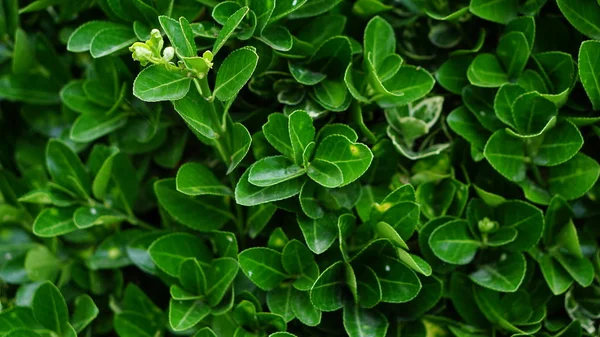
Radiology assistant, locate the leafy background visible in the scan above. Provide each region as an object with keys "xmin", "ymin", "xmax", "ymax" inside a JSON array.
[{"xmin": 0, "ymin": 0, "xmax": 600, "ymax": 336}]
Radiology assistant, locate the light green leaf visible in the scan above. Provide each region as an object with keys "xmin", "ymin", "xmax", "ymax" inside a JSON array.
[
  {"xmin": 70, "ymin": 113, "xmax": 127, "ymax": 142},
  {"xmin": 213, "ymin": 6, "xmax": 249, "ymax": 55},
  {"xmin": 288, "ymin": 0, "xmax": 343, "ymax": 19},
  {"xmin": 496, "ymin": 32, "xmax": 530, "ymax": 79},
  {"xmin": 533, "ymin": 121, "xmax": 583, "ymax": 166},
  {"xmin": 469, "ymin": 252, "xmax": 526, "ymax": 292},
  {"xmin": 548, "ymin": 153, "xmax": 600, "ymax": 200},
  {"xmin": 292, "ymin": 290, "xmax": 321, "ymax": 326},
  {"xmin": 159, "ymin": 16, "xmax": 196, "ymax": 58},
  {"xmin": 511, "ymin": 92, "xmax": 557, "ymax": 136},
  {"xmin": 288, "ymin": 62, "xmax": 326, "ymax": 85},
  {"xmin": 46, "ymin": 138, "xmax": 90, "ymax": 199},
  {"xmin": 288, "ymin": 110, "xmax": 315, "ymax": 166},
  {"xmin": 169, "ymin": 299, "xmax": 211, "ymax": 331},
  {"xmin": 263, "ymin": 113, "xmax": 293, "ymax": 158},
  {"xmin": 148, "ymin": 232, "xmax": 212, "ymax": 277},
  {"xmin": 73, "ymin": 206, "xmax": 127, "ymax": 229},
  {"xmin": 429, "ymin": 219, "xmax": 481, "ymax": 265},
  {"xmin": 483, "ymin": 129, "xmax": 526, "ymax": 182},
  {"xmin": 33, "ymin": 207, "xmax": 77, "ymax": 237},
  {"xmin": 70, "ymin": 295, "xmax": 99, "ymax": 333},
  {"xmin": 238, "ymin": 247, "xmax": 288, "ymax": 290},
  {"xmin": 554, "ymin": 252, "xmax": 595, "ymax": 287},
  {"xmin": 172, "ymin": 87, "xmax": 220, "ymax": 140},
  {"xmin": 343, "ymin": 303, "xmax": 388, "ymax": 337},
  {"xmin": 266, "ymin": 286, "xmax": 295, "ymax": 322},
  {"xmin": 312, "ymin": 135, "xmax": 373, "ymax": 186},
  {"xmin": 310, "ymin": 261, "xmax": 344, "ymax": 311},
  {"xmin": 578, "ymin": 40, "xmax": 600, "ymax": 110},
  {"xmin": 297, "ymin": 213, "xmax": 338, "ymax": 254},
  {"xmin": 214, "ymin": 47, "xmax": 259, "ymax": 101},
  {"xmin": 538, "ymin": 252, "xmax": 573, "ymax": 295},
  {"xmin": 370, "ymin": 256, "xmax": 421, "ymax": 303},
  {"xmin": 470, "ymin": 0, "xmax": 518, "ymax": 24},
  {"xmin": 32, "ymin": 282, "xmax": 69, "ymax": 335},
  {"xmin": 249, "ymin": 156, "xmax": 305, "ymax": 187},
  {"xmin": 235, "ymin": 167, "xmax": 304, "ymax": 206},
  {"xmin": 376, "ymin": 66, "xmax": 435, "ymax": 107},
  {"xmin": 133, "ymin": 65, "xmax": 191, "ymax": 102},
  {"xmin": 155, "ymin": 178, "xmax": 233, "ymax": 231},
  {"xmin": 90, "ymin": 27, "xmax": 137, "ymax": 58},
  {"xmin": 447, "ymin": 106, "xmax": 490, "ymax": 150},
  {"xmin": 467, "ymin": 53, "xmax": 508, "ymax": 88},
  {"xmin": 557, "ymin": 0, "xmax": 600, "ymax": 40},
  {"xmin": 67, "ymin": 21, "xmax": 127, "ymax": 52},
  {"xmin": 259, "ymin": 25, "xmax": 293, "ymax": 51},
  {"xmin": 176, "ymin": 162, "xmax": 232, "ymax": 196}
]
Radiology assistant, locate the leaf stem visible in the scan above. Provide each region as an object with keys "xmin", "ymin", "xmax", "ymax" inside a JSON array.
[{"xmin": 350, "ymin": 102, "xmax": 377, "ymax": 144}]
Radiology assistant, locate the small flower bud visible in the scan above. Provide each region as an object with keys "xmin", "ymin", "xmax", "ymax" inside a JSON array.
[
  {"xmin": 129, "ymin": 42, "xmax": 153, "ymax": 66},
  {"xmin": 162, "ymin": 46, "xmax": 175, "ymax": 62},
  {"xmin": 478, "ymin": 217, "xmax": 498, "ymax": 234}
]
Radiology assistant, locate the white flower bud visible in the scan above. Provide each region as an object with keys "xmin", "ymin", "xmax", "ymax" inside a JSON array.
[{"xmin": 162, "ymin": 46, "xmax": 175, "ymax": 62}]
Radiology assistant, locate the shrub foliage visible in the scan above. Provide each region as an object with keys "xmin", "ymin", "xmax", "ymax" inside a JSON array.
[{"xmin": 1, "ymin": 0, "xmax": 600, "ymax": 336}]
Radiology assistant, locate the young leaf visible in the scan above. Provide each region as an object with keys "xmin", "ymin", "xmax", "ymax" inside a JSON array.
[
  {"xmin": 213, "ymin": 6, "xmax": 249, "ymax": 55},
  {"xmin": 249, "ymin": 156, "xmax": 305, "ymax": 187},
  {"xmin": 235, "ymin": 168, "xmax": 305, "ymax": 206},
  {"xmin": 429, "ymin": 220, "xmax": 481, "ymax": 265},
  {"xmin": 176, "ymin": 162, "xmax": 232, "ymax": 196},
  {"xmin": 169, "ymin": 299, "xmax": 211, "ymax": 331},
  {"xmin": 312, "ymin": 135, "xmax": 373, "ymax": 186},
  {"xmin": 214, "ymin": 47, "xmax": 259, "ymax": 101},
  {"xmin": 133, "ymin": 65, "xmax": 191, "ymax": 102},
  {"xmin": 238, "ymin": 247, "xmax": 287, "ymax": 290},
  {"xmin": 578, "ymin": 40, "xmax": 600, "ymax": 110},
  {"xmin": 148, "ymin": 232, "xmax": 212, "ymax": 277},
  {"xmin": 32, "ymin": 282, "xmax": 69, "ymax": 335}
]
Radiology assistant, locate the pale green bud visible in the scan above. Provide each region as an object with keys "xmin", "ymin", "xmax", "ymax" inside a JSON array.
[
  {"xmin": 162, "ymin": 46, "xmax": 175, "ymax": 62},
  {"xmin": 129, "ymin": 42, "xmax": 153, "ymax": 66}
]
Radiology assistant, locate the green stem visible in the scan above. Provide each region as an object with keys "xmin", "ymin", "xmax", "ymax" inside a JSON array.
[{"xmin": 350, "ymin": 102, "xmax": 377, "ymax": 144}]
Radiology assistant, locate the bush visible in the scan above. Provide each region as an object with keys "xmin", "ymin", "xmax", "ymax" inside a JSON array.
[{"xmin": 1, "ymin": 0, "xmax": 600, "ymax": 336}]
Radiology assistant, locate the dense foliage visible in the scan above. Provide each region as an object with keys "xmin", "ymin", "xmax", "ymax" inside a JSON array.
[{"xmin": 1, "ymin": 0, "xmax": 600, "ymax": 336}]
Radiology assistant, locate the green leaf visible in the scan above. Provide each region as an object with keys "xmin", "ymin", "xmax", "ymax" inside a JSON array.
[
  {"xmin": 297, "ymin": 213, "xmax": 338, "ymax": 254},
  {"xmin": 169, "ymin": 299, "xmax": 211, "ymax": 331},
  {"xmin": 12, "ymin": 29, "xmax": 35, "ymax": 75},
  {"xmin": 249, "ymin": 156, "xmax": 305, "ymax": 187},
  {"xmin": 469, "ymin": 0, "xmax": 518, "ymax": 24},
  {"xmin": 70, "ymin": 295, "xmax": 99, "ymax": 333},
  {"xmin": 288, "ymin": 0, "xmax": 342, "ymax": 19},
  {"xmin": 155, "ymin": 178, "xmax": 233, "ymax": 231},
  {"xmin": 259, "ymin": 25, "xmax": 293, "ymax": 51},
  {"xmin": 238, "ymin": 247, "xmax": 287, "ymax": 290},
  {"xmin": 73, "ymin": 205, "xmax": 127, "ymax": 229},
  {"xmin": 557, "ymin": 0, "xmax": 600, "ymax": 40},
  {"xmin": 364, "ymin": 16, "xmax": 395, "ymax": 70},
  {"xmin": 288, "ymin": 110, "xmax": 315, "ymax": 166},
  {"xmin": 537, "ymin": 253, "xmax": 573, "ymax": 295},
  {"xmin": 288, "ymin": 62, "xmax": 326, "ymax": 85},
  {"xmin": 0, "ymin": 74, "xmax": 60, "ymax": 105},
  {"xmin": 159, "ymin": 16, "xmax": 196, "ymax": 58},
  {"xmin": 67, "ymin": 21, "xmax": 127, "ymax": 52},
  {"xmin": 235, "ymin": 167, "xmax": 305, "ymax": 206},
  {"xmin": 179, "ymin": 258, "xmax": 207, "ymax": 295},
  {"xmin": 511, "ymin": 92, "xmax": 557, "ymax": 136},
  {"xmin": 533, "ymin": 121, "xmax": 583, "ymax": 166},
  {"xmin": 343, "ymin": 303, "xmax": 388, "ymax": 337},
  {"xmin": 70, "ymin": 113, "xmax": 127, "ymax": 143},
  {"xmin": 497, "ymin": 201, "xmax": 544, "ymax": 251},
  {"xmin": 310, "ymin": 261, "xmax": 344, "ymax": 311},
  {"xmin": 133, "ymin": 65, "xmax": 191, "ymax": 102},
  {"xmin": 554, "ymin": 252, "xmax": 595, "ymax": 287},
  {"xmin": 292, "ymin": 290, "xmax": 321, "ymax": 326},
  {"xmin": 172, "ymin": 88, "xmax": 220, "ymax": 140},
  {"xmin": 494, "ymin": 83, "xmax": 525, "ymax": 128},
  {"xmin": 447, "ymin": 106, "xmax": 490, "ymax": 150},
  {"xmin": 24, "ymin": 246, "xmax": 60, "ymax": 281},
  {"xmin": 548, "ymin": 153, "xmax": 600, "ymax": 200},
  {"xmin": 436, "ymin": 55, "xmax": 473, "ymax": 95},
  {"xmin": 266, "ymin": 286, "xmax": 295, "ymax": 322},
  {"xmin": 32, "ymin": 282, "xmax": 69, "ymax": 335},
  {"xmin": 376, "ymin": 66, "xmax": 435, "ymax": 107},
  {"xmin": 312, "ymin": 135, "xmax": 373, "ymax": 186},
  {"xmin": 578, "ymin": 40, "xmax": 600, "ymax": 110},
  {"xmin": 148, "ymin": 232, "xmax": 212, "ymax": 277},
  {"xmin": 281, "ymin": 239, "xmax": 315, "ymax": 275},
  {"xmin": 496, "ymin": 32, "xmax": 530, "ymax": 79},
  {"xmin": 114, "ymin": 311, "xmax": 160, "ymax": 337},
  {"xmin": 370, "ymin": 256, "xmax": 421, "ymax": 303},
  {"xmin": 263, "ymin": 113, "xmax": 293, "ymax": 158},
  {"xmin": 469, "ymin": 252, "xmax": 526, "ymax": 292},
  {"xmin": 213, "ymin": 6, "xmax": 249, "ymax": 55},
  {"xmin": 176, "ymin": 162, "xmax": 232, "ymax": 196},
  {"xmin": 430, "ymin": 219, "xmax": 481, "ymax": 265},
  {"xmin": 467, "ymin": 53, "xmax": 508, "ymax": 88},
  {"xmin": 207, "ymin": 258, "xmax": 239, "ymax": 306},
  {"xmin": 33, "ymin": 207, "xmax": 77, "ymax": 237},
  {"xmin": 484, "ymin": 129, "xmax": 526, "ymax": 182},
  {"xmin": 46, "ymin": 138, "xmax": 90, "ymax": 199},
  {"xmin": 60, "ymin": 80, "xmax": 105, "ymax": 115},
  {"xmin": 307, "ymin": 159, "xmax": 344, "ymax": 188},
  {"xmin": 214, "ymin": 47, "xmax": 259, "ymax": 101},
  {"xmin": 90, "ymin": 27, "xmax": 137, "ymax": 58}
]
